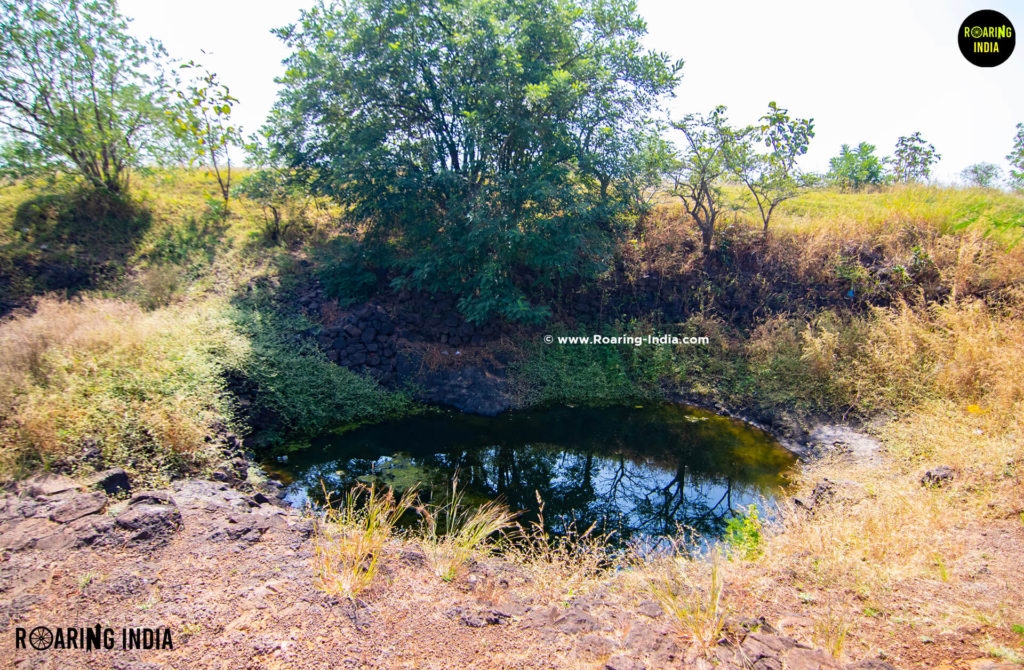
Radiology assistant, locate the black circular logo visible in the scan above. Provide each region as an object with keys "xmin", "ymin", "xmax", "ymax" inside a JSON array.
[
  {"xmin": 959, "ymin": 10, "xmax": 1015, "ymax": 67},
  {"xmin": 29, "ymin": 626, "xmax": 53, "ymax": 650}
]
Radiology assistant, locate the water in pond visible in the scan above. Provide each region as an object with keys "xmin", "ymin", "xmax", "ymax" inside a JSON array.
[{"xmin": 263, "ymin": 403, "xmax": 796, "ymax": 543}]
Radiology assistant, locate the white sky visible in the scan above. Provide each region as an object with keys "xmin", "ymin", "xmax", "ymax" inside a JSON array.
[{"xmin": 119, "ymin": 0, "xmax": 1024, "ymax": 184}]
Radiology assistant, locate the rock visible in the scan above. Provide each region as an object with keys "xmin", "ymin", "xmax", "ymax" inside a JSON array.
[
  {"xmin": 741, "ymin": 632, "xmax": 796, "ymax": 660},
  {"xmin": 67, "ymin": 514, "xmax": 118, "ymax": 547},
  {"xmin": 783, "ymin": 647, "xmax": 843, "ymax": 669},
  {"xmin": 115, "ymin": 501, "xmax": 182, "ymax": 543},
  {"xmin": 445, "ymin": 606, "xmax": 510, "ymax": 628},
  {"xmin": 554, "ymin": 607, "xmax": 603, "ymax": 634},
  {"xmin": 637, "ymin": 600, "xmax": 663, "ymax": 618},
  {"xmin": 87, "ymin": 468, "xmax": 131, "ymax": 495},
  {"xmin": 23, "ymin": 473, "xmax": 80, "ymax": 497},
  {"xmin": 49, "ymin": 491, "xmax": 107, "ymax": 523},
  {"xmin": 0, "ymin": 517, "xmax": 72, "ymax": 552},
  {"xmin": 207, "ymin": 514, "xmax": 274, "ymax": 544},
  {"xmin": 921, "ymin": 466, "xmax": 955, "ymax": 487},
  {"xmin": 845, "ymin": 660, "xmax": 897, "ymax": 669},
  {"xmin": 605, "ymin": 654, "xmax": 645, "ymax": 670},
  {"xmin": 128, "ymin": 490, "xmax": 176, "ymax": 507}
]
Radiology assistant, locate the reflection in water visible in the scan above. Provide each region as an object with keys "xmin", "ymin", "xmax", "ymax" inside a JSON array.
[{"xmin": 264, "ymin": 403, "xmax": 796, "ymax": 542}]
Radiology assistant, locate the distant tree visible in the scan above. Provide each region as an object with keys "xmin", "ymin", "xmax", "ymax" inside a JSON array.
[
  {"xmin": 827, "ymin": 142, "xmax": 886, "ymax": 190},
  {"xmin": 891, "ymin": 132, "xmax": 941, "ymax": 183},
  {"xmin": 961, "ymin": 162, "xmax": 1002, "ymax": 188},
  {"xmin": 669, "ymin": 106, "xmax": 737, "ymax": 254},
  {"xmin": 0, "ymin": 0, "xmax": 173, "ymax": 194},
  {"xmin": 1008, "ymin": 122, "xmax": 1024, "ymax": 190},
  {"xmin": 730, "ymin": 101, "xmax": 815, "ymax": 237},
  {"xmin": 170, "ymin": 58, "xmax": 242, "ymax": 212},
  {"xmin": 264, "ymin": 0, "xmax": 682, "ymax": 324}
]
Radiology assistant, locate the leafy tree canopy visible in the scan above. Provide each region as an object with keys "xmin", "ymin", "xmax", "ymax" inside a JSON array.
[
  {"xmin": 827, "ymin": 142, "xmax": 885, "ymax": 191},
  {"xmin": 891, "ymin": 132, "xmax": 940, "ymax": 183},
  {"xmin": 1008, "ymin": 122, "xmax": 1024, "ymax": 190},
  {"xmin": 961, "ymin": 162, "xmax": 1002, "ymax": 189},
  {"xmin": 264, "ymin": 0, "xmax": 682, "ymax": 323},
  {"xmin": 0, "ymin": 0, "xmax": 174, "ymax": 194}
]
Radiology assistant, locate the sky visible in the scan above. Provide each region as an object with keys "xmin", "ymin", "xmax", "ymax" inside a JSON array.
[{"xmin": 119, "ymin": 0, "xmax": 1024, "ymax": 184}]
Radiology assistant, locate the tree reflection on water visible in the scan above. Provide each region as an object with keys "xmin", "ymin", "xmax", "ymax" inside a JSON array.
[{"xmin": 267, "ymin": 403, "xmax": 796, "ymax": 543}]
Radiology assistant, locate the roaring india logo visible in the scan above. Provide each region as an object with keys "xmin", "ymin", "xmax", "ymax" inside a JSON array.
[{"xmin": 958, "ymin": 10, "xmax": 1016, "ymax": 67}]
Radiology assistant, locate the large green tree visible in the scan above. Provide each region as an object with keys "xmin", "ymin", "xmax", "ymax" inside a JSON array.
[
  {"xmin": 0, "ymin": 0, "xmax": 173, "ymax": 194},
  {"xmin": 265, "ymin": 0, "xmax": 682, "ymax": 323}
]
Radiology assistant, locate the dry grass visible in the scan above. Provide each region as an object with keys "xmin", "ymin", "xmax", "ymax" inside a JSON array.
[
  {"xmin": 312, "ymin": 482, "xmax": 418, "ymax": 596},
  {"xmin": 641, "ymin": 545, "xmax": 727, "ymax": 657},
  {"xmin": 0, "ymin": 296, "xmax": 247, "ymax": 482},
  {"xmin": 418, "ymin": 480, "xmax": 518, "ymax": 582}
]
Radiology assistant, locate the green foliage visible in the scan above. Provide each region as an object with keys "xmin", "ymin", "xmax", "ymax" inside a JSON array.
[
  {"xmin": 891, "ymin": 132, "xmax": 940, "ymax": 184},
  {"xmin": 731, "ymin": 101, "xmax": 815, "ymax": 235},
  {"xmin": 0, "ymin": 0, "xmax": 174, "ymax": 194},
  {"xmin": 961, "ymin": 162, "xmax": 1002, "ymax": 189},
  {"xmin": 316, "ymin": 239, "xmax": 381, "ymax": 307},
  {"xmin": 225, "ymin": 308, "xmax": 413, "ymax": 440},
  {"xmin": 1008, "ymin": 122, "xmax": 1024, "ymax": 190},
  {"xmin": 827, "ymin": 142, "xmax": 886, "ymax": 190},
  {"xmin": 170, "ymin": 59, "xmax": 242, "ymax": 208},
  {"xmin": 723, "ymin": 505, "xmax": 763, "ymax": 559},
  {"xmin": 264, "ymin": 0, "xmax": 681, "ymax": 323},
  {"xmin": 234, "ymin": 168, "xmax": 303, "ymax": 245},
  {"xmin": 670, "ymin": 106, "xmax": 738, "ymax": 253}
]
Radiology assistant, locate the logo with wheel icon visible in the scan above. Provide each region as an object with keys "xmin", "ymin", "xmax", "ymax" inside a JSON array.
[{"xmin": 29, "ymin": 626, "xmax": 53, "ymax": 650}]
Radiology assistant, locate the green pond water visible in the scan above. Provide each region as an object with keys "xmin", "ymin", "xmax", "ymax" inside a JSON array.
[{"xmin": 264, "ymin": 402, "xmax": 797, "ymax": 543}]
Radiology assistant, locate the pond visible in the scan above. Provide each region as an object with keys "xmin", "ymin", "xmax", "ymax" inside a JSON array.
[{"xmin": 262, "ymin": 402, "xmax": 797, "ymax": 544}]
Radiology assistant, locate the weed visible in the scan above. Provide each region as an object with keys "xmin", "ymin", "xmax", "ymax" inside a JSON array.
[
  {"xmin": 312, "ymin": 482, "xmax": 416, "ymax": 596},
  {"xmin": 723, "ymin": 505, "xmax": 763, "ymax": 560},
  {"xmin": 813, "ymin": 606, "xmax": 852, "ymax": 661},
  {"xmin": 644, "ymin": 545, "xmax": 727, "ymax": 657},
  {"xmin": 417, "ymin": 479, "xmax": 517, "ymax": 582}
]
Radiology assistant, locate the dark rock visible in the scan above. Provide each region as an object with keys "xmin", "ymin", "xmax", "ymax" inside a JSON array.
[
  {"xmin": 605, "ymin": 655, "xmax": 646, "ymax": 670},
  {"xmin": 49, "ymin": 491, "xmax": 107, "ymax": 523},
  {"xmin": 445, "ymin": 606, "xmax": 510, "ymax": 628},
  {"xmin": 67, "ymin": 514, "xmax": 118, "ymax": 547},
  {"xmin": 128, "ymin": 490, "xmax": 176, "ymax": 507},
  {"xmin": 361, "ymin": 327, "xmax": 377, "ymax": 343},
  {"xmin": 921, "ymin": 466, "xmax": 955, "ymax": 487},
  {"xmin": 554, "ymin": 607, "xmax": 603, "ymax": 634},
  {"xmin": 115, "ymin": 502, "xmax": 182, "ymax": 543},
  {"xmin": 86, "ymin": 468, "xmax": 131, "ymax": 495},
  {"xmin": 845, "ymin": 661, "xmax": 897, "ymax": 669}
]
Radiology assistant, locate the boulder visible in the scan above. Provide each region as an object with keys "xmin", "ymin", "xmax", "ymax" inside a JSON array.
[
  {"xmin": 86, "ymin": 468, "xmax": 131, "ymax": 496},
  {"xmin": 115, "ymin": 492, "xmax": 182, "ymax": 543},
  {"xmin": 920, "ymin": 466, "xmax": 955, "ymax": 487},
  {"xmin": 49, "ymin": 491, "xmax": 107, "ymax": 523},
  {"xmin": 23, "ymin": 474, "xmax": 80, "ymax": 497}
]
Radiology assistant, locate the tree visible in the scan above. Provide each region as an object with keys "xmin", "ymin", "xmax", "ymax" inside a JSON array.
[
  {"xmin": 730, "ymin": 101, "xmax": 815, "ymax": 237},
  {"xmin": 1008, "ymin": 122, "xmax": 1024, "ymax": 190},
  {"xmin": 669, "ymin": 106, "xmax": 737, "ymax": 255},
  {"xmin": 0, "ymin": 0, "xmax": 173, "ymax": 194},
  {"xmin": 264, "ymin": 0, "xmax": 682, "ymax": 324},
  {"xmin": 827, "ymin": 142, "xmax": 885, "ymax": 190},
  {"xmin": 891, "ymin": 132, "xmax": 940, "ymax": 183},
  {"xmin": 170, "ymin": 58, "xmax": 242, "ymax": 211},
  {"xmin": 961, "ymin": 162, "xmax": 1002, "ymax": 188}
]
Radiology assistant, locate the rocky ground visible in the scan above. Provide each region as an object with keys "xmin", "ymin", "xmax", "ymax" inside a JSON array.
[{"xmin": 3, "ymin": 465, "xmax": 975, "ymax": 670}]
